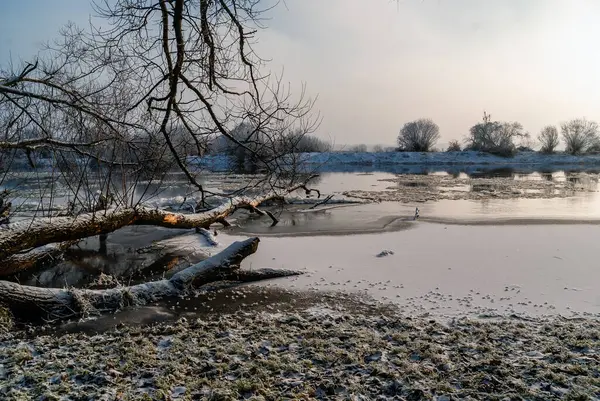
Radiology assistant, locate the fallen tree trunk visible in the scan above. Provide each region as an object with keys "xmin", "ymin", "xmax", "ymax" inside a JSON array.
[
  {"xmin": 230, "ymin": 268, "xmax": 303, "ymax": 282},
  {"xmin": 0, "ymin": 177, "xmax": 317, "ymax": 264},
  {"xmin": 0, "ymin": 237, "xmax": 303, "ymax": 322},
  {"xmin": 210, "ymin": 268, "xmax": 303, "ymax": 289}
]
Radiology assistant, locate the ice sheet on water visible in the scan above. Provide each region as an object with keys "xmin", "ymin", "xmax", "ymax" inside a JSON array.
[
  {"xmin": 145, "ymin": 196, "xmax": 189, "ymax": 209},
  {"xmin": 154, "ymin": 232, "xmax": 222, "ymax": 253},
  {"xmin": 284, "ymin": 196, "xmax": 365, "ymax": 205}
]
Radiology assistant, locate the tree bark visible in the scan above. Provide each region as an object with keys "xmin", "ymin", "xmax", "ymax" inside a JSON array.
[{"xmin": 0, "ymin": 238, "xmax": 304, "ymax": 322}]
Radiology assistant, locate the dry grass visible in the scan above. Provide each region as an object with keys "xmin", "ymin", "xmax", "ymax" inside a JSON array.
[{"xmin": 0, "ymin": 292, "xmax": 598, "ymax": 400}]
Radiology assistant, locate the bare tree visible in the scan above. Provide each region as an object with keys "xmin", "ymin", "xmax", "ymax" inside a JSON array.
[
  {"xmin": 346, "ymin": 144, "xmax": 368, "ymax": 153},
  {"xmin": 465, "ymin": 112, "xmax": 528, "ymax": 157},
  {"xmin": 446, "ymin": 140, "xmax": 461, "ymax": 152},
  {"xmin": 538, "ymin": 126, "xmax": 560, "ymax": 154},
  {"xmin": 281, "ymin": 131, "xmax": 332, "ymax": 153},
  {"xmin": 208, "ymin": 123, "xmax": 330, "ymax": 173},
  {"xmin": 397, "ymin": 118, "xmax": 440, "ymax": 152},
  {"xmin": 1, "ymin": 0, "xmax": 320, "ymax": 194},
  {"xmin": 561, "ymin": 118, "xmax": 599, "ymax": 155},
  {"xmin": 0, "ymin": 0, "xmax": 322, "ymax": 322}
]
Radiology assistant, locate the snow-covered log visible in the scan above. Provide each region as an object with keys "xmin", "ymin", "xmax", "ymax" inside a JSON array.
[
  {"xmin": 196, "ymin": 227, "xmax": 219, "ymax": 246},
  {"xmin": 0, "ymin": 237, "xmax": 301, "ymax": 322},
  {"xmin": 0, "ymin": 178, "xmax": 317, "ymax": 264}
]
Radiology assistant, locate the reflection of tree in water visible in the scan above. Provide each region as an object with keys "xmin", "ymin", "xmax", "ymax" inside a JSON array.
[
  {"xmin": 470, "ymin": 183, "xmax": 497, "ymax": 193},
  {"xmin": 447, "ymin": 170, "xmax": 462, "ymax": 179},
  {"xmin": 468, "ymin": 168, "xmax": 515, "ymax": 179},
  {"xmin": 562, "ymin": 172, "xmax": 599, "ymax": 192},
  {"xmin": 9, "ymin": 235, "xmax": 207, "ymax": 289},
  {"xmin": 276, "ymin": 209, "xmax": 332, "ymax": 227},
  {"xmin": 398, "ymin": 181, "xmax": 431, "ymax": 189},
  {"xmin": 236, "ymin": 206, "xmax": 335, "ymax": 232}
]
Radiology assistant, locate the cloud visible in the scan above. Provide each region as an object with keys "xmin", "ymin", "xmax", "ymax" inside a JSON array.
[
  {"xmin": 3, "ymin": 0, "xmax": 600, "ymax": 146},
  {"xmin": 251, "ymin": 0, "xmax": 600, "ymax": 146}
]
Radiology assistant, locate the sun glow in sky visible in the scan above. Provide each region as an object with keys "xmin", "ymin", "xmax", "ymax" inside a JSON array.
[{"xmin": 2, "ymin": 0, "xmax": 600, "ymax": 147}]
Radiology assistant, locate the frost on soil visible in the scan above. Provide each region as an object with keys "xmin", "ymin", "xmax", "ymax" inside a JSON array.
[{"xmin": 0, "ymin": 290, "xmax": 598, "ymax": 400}]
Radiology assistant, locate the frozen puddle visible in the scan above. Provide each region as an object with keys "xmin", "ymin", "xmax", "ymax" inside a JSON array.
[{"xmin": 225, "ymin": 223, "xmax": 600, "ymax": 319}]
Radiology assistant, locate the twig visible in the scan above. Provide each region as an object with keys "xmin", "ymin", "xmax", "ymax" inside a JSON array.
[
  {"xmin": 299, "ymin": 184, "xmax": 321, "ymax": 198},
  {"xmin": 264, "ymin": 210, "xmax": 279, "ymax": 227},
  {"xmin": 309, "ymin": 194, "xmax": 334, "ymax": 210}
]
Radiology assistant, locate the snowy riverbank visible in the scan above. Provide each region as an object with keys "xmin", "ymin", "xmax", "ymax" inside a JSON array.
[{"xmin": 188, "ymin": 151, "xmax": 600, "ymax": 174}]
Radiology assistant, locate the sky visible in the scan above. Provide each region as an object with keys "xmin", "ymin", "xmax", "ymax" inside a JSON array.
[{"xmin": 2, "ymin": 0, "xmax": 600, "ymax": 148}]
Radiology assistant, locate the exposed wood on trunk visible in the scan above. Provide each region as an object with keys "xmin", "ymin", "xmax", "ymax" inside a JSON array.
[
  {"xmin": 0, "ymin": 238, "xmax": 261, "ymax": 320},
  {"xmin": 0, "ymin": 177, "xmax": 317, "ymax": 263}
]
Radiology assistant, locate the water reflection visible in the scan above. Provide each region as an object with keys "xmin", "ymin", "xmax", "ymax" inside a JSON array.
[
  {"xmin": 468, "ymin": 167, "xmax": 515, "ymax": 179},
  {"xmin": 10, "ymin": 226, "xmax": 207, "ymax": 289},
  {"xmin": 233, "ymin": 204, "xmax": 415, "ymax": 237},
  {"xmin": 234, "ymin": 195, "xmax": 600, "ymax": 239}
]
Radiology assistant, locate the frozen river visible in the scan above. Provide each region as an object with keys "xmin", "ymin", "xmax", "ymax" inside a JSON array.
[{"xmin": 7, "ymin": 167, "xmax": 600, "ymax": 321}]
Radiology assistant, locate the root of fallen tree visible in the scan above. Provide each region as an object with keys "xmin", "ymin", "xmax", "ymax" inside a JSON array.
[
  {"xmin": 0, "ymin": 237, "xmax": 303, "ymax": 323},
  {"xmin": 0, "ymin": 177, "xmax": 319, "ymax": 274}
]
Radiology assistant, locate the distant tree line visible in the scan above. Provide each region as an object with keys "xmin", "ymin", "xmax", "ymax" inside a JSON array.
[
  {"xmin": 395, "ymin": 113, "xmax": 600, "ymax": 157},
  {"xmin": 204, "ymin": 122, "xmax": 332, "ymax": 172}
]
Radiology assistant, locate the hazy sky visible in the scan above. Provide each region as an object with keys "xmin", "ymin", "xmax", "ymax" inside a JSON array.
[{"xmin": 2, "ymin": 0, "xmax": 600, "ymax": 147}]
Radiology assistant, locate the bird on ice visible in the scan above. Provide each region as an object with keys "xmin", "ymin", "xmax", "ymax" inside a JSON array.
[{"xmin": 414, "ymin": 207, "xmax": 420, "ymax": 220}]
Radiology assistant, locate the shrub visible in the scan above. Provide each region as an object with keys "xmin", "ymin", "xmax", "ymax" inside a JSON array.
[
  {"xmin": 587, "ymin": 142, "xmax": 600, "ymax": 154},
  {"xmin": 561, "ymin": 118, "xmax": 599, "ymax": 155},
  {"xmin": 346, "ymin": 144, "xmax": 368, "ymax": 152},
  {"xmin": 207, "ymin": 124, "xmax": 332, "ymax": 172},
  {"xmin": 208, "ymin": 123, "xmax": 286, "ymax": 172},
  {"xmin": 397, "ymin": 118, "xmax": 440, "ymax": 152},
  {"xmin": 280, "ymin": 131, "xmax": 332, "ymax": 153},
  {"xmin": 446, "ymin": 140, "xmax": 461, "ymax": 152},
  {"xmin": 517, "ymin": 145, "xmax": 534, "ymax": 152},
  {"xmin": 465, "ymin": 112, "xmax": 527, "ymax": 157},
  {"xmin": 538, "ymin": 126, "xmax": 559, "ymax": 154}
]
